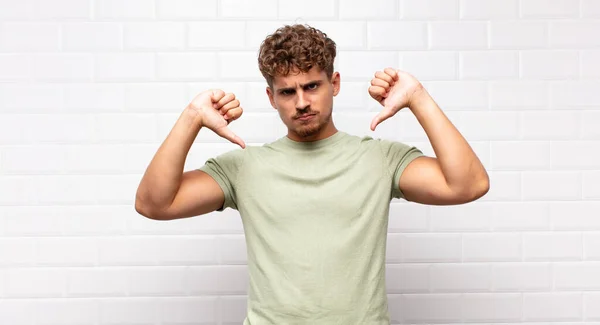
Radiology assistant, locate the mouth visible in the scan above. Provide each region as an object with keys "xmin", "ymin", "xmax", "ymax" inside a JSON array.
[{"xmin": 296, "ymin": 114, "xmax": 316, "ymax": 121}]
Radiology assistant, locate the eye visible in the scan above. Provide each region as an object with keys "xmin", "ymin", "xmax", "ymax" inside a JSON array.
[
  {"xmin": 281, "ymin": 90, "xmax": 294, "ymax": 96},
  {"xmin": 307, "ymin": 83, "xmax": 318, "ymax": 90}
]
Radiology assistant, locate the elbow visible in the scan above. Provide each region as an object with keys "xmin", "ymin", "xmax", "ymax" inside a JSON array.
[
  {"xmin": 470, "ymin": 174, "xmax": 490, "ymax": 201},
  {"xmin": 135, "ymin": 196, "xmax": 168, "ymax": 221}
]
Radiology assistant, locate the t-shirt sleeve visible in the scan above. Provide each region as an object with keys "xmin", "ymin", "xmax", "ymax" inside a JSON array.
[
  {"xmin": 196, "ymin": 148, "xmax": 245, "ymax": 211},
  {"xmin": 377, "ymin": 139, "xmax": 425, "ymax": 200}
]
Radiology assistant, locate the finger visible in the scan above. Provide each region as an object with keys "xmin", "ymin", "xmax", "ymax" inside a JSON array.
[
  {"xmin": 370, "ymin": 109, "xmax": 395, "ymax": 131},
  {"xmin": 209, "ymin": 89, "xmax": 226, "ymax": 104},
  {"xmin": 383, "ymin": 67, "xmax": 399, "ymax": 82},
  {"xmin": 215, "ymin": 126, "xmax": 246, "ymax": 149},
  {"xmin": 370, "ymin": 78, "xmax": 390, "ymax": 90},
  {"xmin": 213, "ymin": 93, "xmax": 235, "ymax": 109},
  {"xmin": 375, "ymin": 71, "xmax": 394, "ymax": 85},
  {"xmin": 368, "ymin": 85, "xmax": 387, "ymax": 100},
  {"xmin": 219, "ymin": 99, "xmax": 240, "ymax": 114},
  {"xmin": 224, "ymin": 106, "xmax": 243, "ymax": 122}
]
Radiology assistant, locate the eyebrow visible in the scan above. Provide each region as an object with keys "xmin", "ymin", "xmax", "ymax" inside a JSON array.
[{"xmin": 277, "ymin": 80, "xmax": 323, "ymax": 93}]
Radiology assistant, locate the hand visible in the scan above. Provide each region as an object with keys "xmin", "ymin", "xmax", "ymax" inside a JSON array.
[
  {"xmin": 188, "ymin": 89, "xmax": 246, "ymax": 149},
  {"xmin": 368, "ymin": 68, "xmax": 424, "ymax": 131}
]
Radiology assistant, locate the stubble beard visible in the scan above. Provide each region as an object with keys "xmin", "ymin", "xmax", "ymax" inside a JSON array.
[{"xmin": 294, "ymin": 112, "xmax": 330, "ymax": 138}]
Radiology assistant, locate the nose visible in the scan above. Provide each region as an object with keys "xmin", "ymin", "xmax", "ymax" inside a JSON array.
[{"xmin": 295, "ymin": 91, "xmax": 310, "ymax": 111}]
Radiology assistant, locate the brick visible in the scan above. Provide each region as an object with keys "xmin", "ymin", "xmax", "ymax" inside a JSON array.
[
  {"xmin": 425, "ymin": 81, "xmax": 488, "ymax": 110},
  {"xmin": 492, "ymin": 262, "xmax": 551, "ymax": 291},
  {"xmin": 460, "ymin": 0, "xmax": 518, "ymax": 19},
  {"xmin": 0, "ymin": 238, "xmax": 36, "ymax": 266},
  {"xmin": 490, "ymin": 81, "xmax": 549, "ymax": 110},
  {"xmin": 36, "ymin": 299, "xmax": 97, "ymax": 325},
  {"xmin": 582, "ymin": 0, "xmax": 600, "ymax": 17},
  {"xmin": 400, "ymin": 234, "xmax": 462, "ymax": 262},
  {"xmin": 548, "ymin": 201, "xmax": 600, "ymax": 231},
  {"xmin": 459, "ymin": 112, "xmax": 520, "ymax": 140},
  {"xmin": 522, "ymin": 171, "xmax": 581, "ymax": 201},
  {"xmin": 0, "ymin": 23, "xmax": 59, "ymax": 52},
  {"xmin": 278, "ymin": 0, "xmax": 335, "ymax": 19},
  {"xmin": 125, "ymin": 83, "xmax": 188, "ymax": 112},
  {"xmin": 402, "ymin": 0, "xmax": 459, "ymax": 19},
  {"xmin": 551, "ymin": 81, "xmax": 600, "ymax": 107},
  {"xmin": 368, "ymin": 22, "xmax": 427, "ymax": 50},
  {"xmin": 0, "ymin": 54, "xmax": 31, "ymax": 81},
  {"xmin": 95, "ymin": 0, "xmax": 155, "ymax": 19},
  {"xmin": 64, "ymin": 83, "xmax": 125, "ymax": 112},
  {"xmin": 339, "ymin": 0, "xmax": 398, "ymax": 18},
  {"xmin": 521, "ymin": 110, "xmax": 579, "ymax": 140},
  {"xmin": 94, "ymin": 113, "xmax": 157, "ymax": 143},
  {"xmin": 388, "ymin": 202, "xmax": 430, "ymax": 233},
  {"xmin": 585, "ymin": 233, "xmax": 600, "ymax": 260},
  {"xmin": 4, "ymin": 268, "xmax": 66, "ymax": 298},
  {"xmin": 219, "ymin": 52, "xmax": 265, "ymax": 80},
  {"xmin": 95, "ymin": 53, "xmax": 155, "ymax": 81},
  {"xmin": 0, "ymin": 0, "xmax": 32, "ymax": 20},
  {"xmin": 1, "ymin": 206, "xmax": 63, "ymax": 236},
  {"xmin": 520, "ymin": 50, "xmax": 579, "ymax": 80},
  {"xmin": 159, "ymin": 297, "xmax": 219, "ymax": 323},
  {"xmin": 523, "ymin": 232, "xmax": 583, "ymax": 261},
  {"xmin": 0, "ymin": 300, "xmax": 35, "ymax": 325},
  {"xmin": 550, "ymin": 21, "xmax": 600, "ymax": 48},
  {"xmin": 582, "ymin": 50, "xmax": 600, "ymax": 78},
  {"xmin": 430, "ymin": 203, "xmax": 491, "ymax": 232},
  {"xmin": 398, "ymin": 294, "xmax": 462, "ymax": 323},
  {"xmin": 156, "ymin": 0, "xmax": 217, "ymax": 19},
  {"xmin": 490, "ymin": 21, "xmax": 547, "ymax": 49},
  {"xmin": 99, "ymin": 298, "xmax": 160, "ymax": 324},
  {"xmin": 583, "ymin": 171, "xmax": 600, "ymax": 198},
  {"xmin": 521, "ymin": 0, "xmax": 579, "ymax": 18},
  {"xmin": 33, "ymin": 54, "xmax": 93, "ymax": 81},
  {"xmin": 491, "ymin": 202, "xmax": 550, "ymax": 231},
  {"xmin": 554, "ymin": 262, "xmax": 600, "ymax": 290},
  {"xmin": 429, "ymin": 22, "xmax": 487, "ymax": 50},
  {"xmin": 401, "ymin": 51, "xmax": 457, "ymax": 81},
  {"xmin": 523, "ymin": 293, "xmax": 582, "ymax": 321},
  {"xmin": 386, "ymin": 264, "xmax": 429, "ymax": 293},
  {"xmin": 128, "ymin": 267, "xmax": 187, "ymax": 295},
  {"xmin": 463, "ymin": 233, "xmax": 522, "ymax": 262},
  {"xmin": 220, "ymin": 0, "xmax": 277, "ymax": 18},
  {"xmin": 188, "ymin": 22, "xmax": 246, "ymax": 49},
  {"xmin": 36, "ymin": 238, "xmax": 98, "ymax": 266},
  {"xmin": 124, "ymin": 22, "xmax": 185, "ymax": 50},
  {"xmin": 491, "ymin": 141, "xmax": 551, "ymax": 170},
  {"xmin": 0, "ymin": 83, "xmax": 63, "ymax": 111},
  {"xmin": 461, "ymin": 293, "xmax": 522, "ymax": 322},
  {"xmin": 430, "ymin": 264, "xmax": 491, "ymax": 292},
  {"xmin": 218, "ymin": 235, "xmax": 246, "ymax": 264},
  {"xmin": 551, "ymin": 141, "xmax": 600, "ymax": 169},
  {"xmin": 32, "ymin": 0, "xmax": 90, "ymax": 19},
  {"xmin": 336, "ymin": 51, "xmax": 399, "ymax": 79},
  {"xmin": 459, "ymin": 51, "xmax": 519, "ymax": 80},
  {"xmin": 157, "ymin": 53, "xmax": 217, "ymax": 81}
]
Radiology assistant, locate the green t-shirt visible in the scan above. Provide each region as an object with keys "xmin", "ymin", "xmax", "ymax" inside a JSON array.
[{"xmin": 198, "ymin": 130, "xmax": 423, "ymax": 325}]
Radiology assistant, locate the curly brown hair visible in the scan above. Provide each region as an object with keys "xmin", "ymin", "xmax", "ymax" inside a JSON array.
[{"xmin": 258, "ymin": 24, "xmax": 337, "ymax": 89}]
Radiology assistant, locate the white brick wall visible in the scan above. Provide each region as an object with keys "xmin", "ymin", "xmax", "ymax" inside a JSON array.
[{"xmin": 0, "ymin": 0, "xmax": 599, "ymax": 324}]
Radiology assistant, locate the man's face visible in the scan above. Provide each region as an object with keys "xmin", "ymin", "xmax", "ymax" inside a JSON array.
[{"xmin": 266, "ymin": 66, "xmax": 340, "ymax": 141}]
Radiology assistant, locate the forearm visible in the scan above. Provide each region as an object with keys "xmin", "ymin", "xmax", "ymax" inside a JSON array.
[
  {"xmin": 409, "ymin": 88, "xmax": 488, "ymax": 193},
  {"xmin": 136, "ymin": 107, "xmax": 204, "ymax": 210}
]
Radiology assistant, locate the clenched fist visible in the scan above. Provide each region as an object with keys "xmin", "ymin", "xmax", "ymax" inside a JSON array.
[{"xmin": 188, "ymin": 89, "xmax": 245, "ymax": 149}]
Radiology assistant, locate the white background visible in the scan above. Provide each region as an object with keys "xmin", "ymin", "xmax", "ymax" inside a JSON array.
[{"xmin": 1, "ymin": 0, "xmax": 600, "ymax": 324}]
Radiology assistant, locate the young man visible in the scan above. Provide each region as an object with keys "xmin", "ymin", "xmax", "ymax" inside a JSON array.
[{"xmin": 135, "ymin": 24, "xmax": 489, "ymax": 324}]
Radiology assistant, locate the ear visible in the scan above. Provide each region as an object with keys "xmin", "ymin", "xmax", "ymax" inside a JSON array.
[
  {"xmin": 266, "ymin": 86, "xmax": 277, "ymax": 110},
  {"xmin": 331, "ymin": 72, "xmax": 341, "ymax": 97}
]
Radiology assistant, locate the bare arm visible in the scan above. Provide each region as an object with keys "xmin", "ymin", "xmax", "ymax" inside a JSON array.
[
  {"xmin": 135, "ymin": 89, "xmax": 245, "ymax": 220},
  {"xmin": 135, "ymin": 108, "xmax": 219, "ymax": 220}
]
